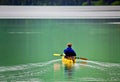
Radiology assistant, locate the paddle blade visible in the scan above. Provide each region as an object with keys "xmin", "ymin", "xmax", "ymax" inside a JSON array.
[
  {"xmin": 80, "ymin": 57, "xmax": 88, "ymax": 60},
  {"xmin": 53, "ymin": 54, "xmax": 61, "ymax": 56}
]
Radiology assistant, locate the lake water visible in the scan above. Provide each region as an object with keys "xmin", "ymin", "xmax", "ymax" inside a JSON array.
[{"xmin": 0, "ymin": 19, "xmax": 120, "ymax": 82}]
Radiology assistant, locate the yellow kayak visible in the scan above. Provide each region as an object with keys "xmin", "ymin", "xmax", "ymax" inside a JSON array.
[
  {"xmin": 53, "ymin": 54, "xmax": 87, "ymax": 68},
  {"xmin": 62, "ymin": 56, "xmax": 76, "ymax": 67}
]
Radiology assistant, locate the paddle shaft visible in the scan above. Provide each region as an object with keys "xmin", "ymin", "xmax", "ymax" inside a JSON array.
[{"xmin": 53, "ymin": 54, "xmax": 87, "ymax": 60}]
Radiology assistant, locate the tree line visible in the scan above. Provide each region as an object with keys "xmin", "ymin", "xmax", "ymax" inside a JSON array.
[{"xmin": 0, "ymin": 0, "xmax": 119, "ymax": 5}]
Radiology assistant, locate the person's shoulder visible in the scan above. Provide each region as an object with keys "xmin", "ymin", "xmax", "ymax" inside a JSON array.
[{"xmin": 71, "ymin": 48, "xmax": 75, "ymax": 51}]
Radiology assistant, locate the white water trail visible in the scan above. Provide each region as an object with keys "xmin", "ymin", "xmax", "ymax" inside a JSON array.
[
  {"xmin": 76, "ymin": 59, "xmax": 120, "ymax": 71},
  {"xmin": 0, "ymin": 59, "xmax": 61, "ymax": 72},
  {"xmin": 0, "ymin": 59, "xmax": 120, "ymax": 81},
  {"xmin": 0, "ymin": 59, "xmax": 61, "ymax": 81}
]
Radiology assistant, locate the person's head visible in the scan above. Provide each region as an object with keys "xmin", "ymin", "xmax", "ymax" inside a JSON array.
[{"xmin": 67, "ymin": 43, "xmax": 72, "ymax": 47}]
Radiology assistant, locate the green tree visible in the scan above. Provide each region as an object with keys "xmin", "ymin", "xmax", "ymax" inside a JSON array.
[
  {"xmin": 82, "ymin": 0, "xmax": 92, "ymax": 5},
  {"xmin": 111, "ymin": 1, "xmax": 120, "ymax": 5},
  {"xmin": 94, "ymin": 0, "xmax": 105, "ymax": 5},
  {"xmin": 82, "ymin": 2, "xmax": 88, "ymax": 5}
]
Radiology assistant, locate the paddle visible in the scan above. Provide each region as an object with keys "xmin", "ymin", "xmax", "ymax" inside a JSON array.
[{"xmin": 53, "ymin": 54, "xmax": 88, "ymax": 60}]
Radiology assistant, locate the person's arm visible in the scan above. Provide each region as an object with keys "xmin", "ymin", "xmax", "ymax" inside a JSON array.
[{"xmin": 72, "ymin": 50, "xmax": 76, "ymax": 56}]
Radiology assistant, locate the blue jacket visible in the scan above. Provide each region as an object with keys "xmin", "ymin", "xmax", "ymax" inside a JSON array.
[{"xmin": 64, "ymin": 47, "xmax": 76, "ymax": 56}]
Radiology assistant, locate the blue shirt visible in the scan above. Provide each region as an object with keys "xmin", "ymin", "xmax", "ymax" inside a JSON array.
[{"xmin": 64, "ymin": 47, "xmax": 76, "ymax": 56}]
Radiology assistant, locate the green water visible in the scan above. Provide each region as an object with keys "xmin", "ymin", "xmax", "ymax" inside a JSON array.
[{"xmin": 0, "ymin": 19, "xmax": 120, "ymax": 82}]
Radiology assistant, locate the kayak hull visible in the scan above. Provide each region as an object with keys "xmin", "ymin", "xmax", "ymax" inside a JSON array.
[{"xmin": 62, "ymin": 56, "xmax": 76, "ymax": 66}]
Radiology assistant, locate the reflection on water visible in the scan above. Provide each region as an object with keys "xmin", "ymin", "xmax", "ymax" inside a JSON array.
[
  {"xmin": 0, "ymin": 59, "xmax": 120, "ymax": 82},
  {"xmin": 64, "ymin": 64, "xmax": 74, "ymax": 79},
  {"xmin": 53, "ymin": 63, "xmax": 60, "ymax": 71},
  {"xmin": 64, "ymin": 61, "xmax": 88, "ymax": 80}
]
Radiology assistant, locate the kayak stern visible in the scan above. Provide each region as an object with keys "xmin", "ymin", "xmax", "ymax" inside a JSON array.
[{"xmin": 62, "ymin": 56, "xmax": 76, "ymax": 65}]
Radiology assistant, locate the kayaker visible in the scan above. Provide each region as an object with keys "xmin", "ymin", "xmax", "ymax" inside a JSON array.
[{"xmin": 64, "ymin": 43, "xmax": 76, "ymax": 62}]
